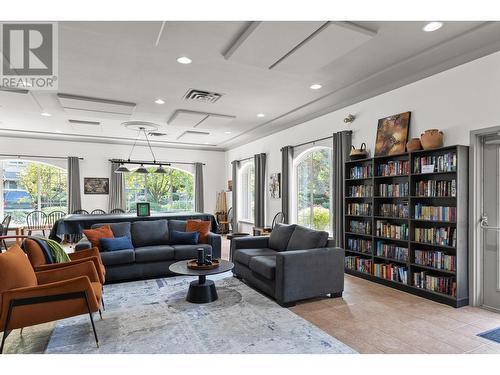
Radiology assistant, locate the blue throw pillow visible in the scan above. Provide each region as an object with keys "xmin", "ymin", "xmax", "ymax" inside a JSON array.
[
  {"xmin": 170, "ymin": 230, "xmax": 199, "ymax": 245},
  {"xmin": 99, "ymin": 236, "xmax": 133, "ymax": 252}
]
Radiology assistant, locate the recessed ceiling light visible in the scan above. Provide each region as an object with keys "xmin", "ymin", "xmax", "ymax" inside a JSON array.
[
  {"xmin": 256, "ymin": 113, "xmax": 265, "ymax": 118},
  {"xmin": 310, "ymin": 83, "xmax": 322, "ymax": 90},
  {"xmin": 41, "ymin": 112, "xmax": 52, "ymax": 117},
  {"xmin": 154, "ymin": 99, "xmax": 165, "ymax": 104},
  {"xmin": 176, "ymin": 56, "xmax": 192, "ymax": 65},
  {"xmin": 423, "ymin": 22, "xmax": 443, "ymax": 32},
  {"xmin": 225, "ymin": 131, "xmax": 232, "ymax": 134}
]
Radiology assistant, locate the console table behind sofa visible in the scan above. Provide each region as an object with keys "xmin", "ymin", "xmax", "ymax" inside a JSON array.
[{"xmin": 49, "ymin": 212, "xmax": 218, "ymax": 241}]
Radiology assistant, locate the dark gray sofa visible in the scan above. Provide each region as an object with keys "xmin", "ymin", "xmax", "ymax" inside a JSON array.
[
  {"xmin": 231, "ymin": 223, "xmax": 344, "ymax": 306},
  {"xmin": 76, "ymin": 219, "xmax": 221, "ymax": 283}
]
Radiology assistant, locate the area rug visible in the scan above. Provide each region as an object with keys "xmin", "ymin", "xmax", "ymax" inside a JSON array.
[
  {"xmin": 478, "ymin": 327, "xmax": 500, "ymax": 344},
  {"xmin": 45, "ymin": 273, "xmax": 356, "ymax": 354}
]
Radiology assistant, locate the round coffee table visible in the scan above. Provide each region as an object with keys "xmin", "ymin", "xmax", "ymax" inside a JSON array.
[{"xmin": 169, "ymin": 259, "xmax": 234, "ymax": 304}]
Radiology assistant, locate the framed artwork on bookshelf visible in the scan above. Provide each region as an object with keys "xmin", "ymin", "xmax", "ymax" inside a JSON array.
[{"xmin": 374, "ymin": 111, "xmax": 411, "ymax": 156}]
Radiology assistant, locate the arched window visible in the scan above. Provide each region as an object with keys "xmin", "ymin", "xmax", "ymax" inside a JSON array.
[
  {"xmin": 0, "ymin": 160, "xmax": 67, "ymax": 224},
  {"xmin": 238, "ymin": 161, "xmax": 255, "ymax": 223},
  {"xmin": 124, "ymin": 166, "xmax": 194, "ymax": 213},
  {"xmin": 293, "ymin": 147, "xmax": 332, "ymax": 233}
]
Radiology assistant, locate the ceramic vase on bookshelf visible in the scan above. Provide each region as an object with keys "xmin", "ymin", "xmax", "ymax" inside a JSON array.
[
  {"xmin": 406, "ymin": 138, "xmax": 422, "ymax": 152},
  {"xmin": 420, "ymin": 129, "xmax": 444, "ymax": 150}
]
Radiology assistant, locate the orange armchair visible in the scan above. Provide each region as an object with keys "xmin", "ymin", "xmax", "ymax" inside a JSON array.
[
  {"xmin": 0, "ymin": 245, "xmax": 103, "ymax": 353},
  {"xmin": 22, "ymin": 238, "xmax": 106, "ymax": 284}
]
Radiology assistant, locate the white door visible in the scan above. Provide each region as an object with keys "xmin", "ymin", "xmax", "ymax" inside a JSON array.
[{"xmin": 481, "ymin": 135, "xmax": 500, "ymax": 311}]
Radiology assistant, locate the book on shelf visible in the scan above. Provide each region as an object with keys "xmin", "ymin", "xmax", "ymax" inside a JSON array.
[
  {"xmin": 413, "ymin": 152, "xmax": 457, "ymax": 174},
  {"xmin": 414, "ymin": 204, "xmax": 456, "ymax": 222},
  {"xmin": 414, "ymin": 226, "xmax": 456, "ymax": 247},
  {"xmin": 345, "ymin": 256, "xmax": 372, "ymax": 274},
  {"xmin": 378, "ymin": 182, "xmax": 409, "ymax": 197},
  {"xmin": 376, "ymin": 160, "xmax": 410, "ymax": 176},
  {"xmin": 375, "ymin": 241, "xmax": 408, "ymax": 261},
  {"xmin": 378, "ymin": 202, "xmax": 409, "ymax": 218},
  {"xmin": 414, "ymin": 249, "xmax": 456, "ymax": 272},
  {"xmin": 347, "ymin": 184, "xmax": 373, "ymax": 197},
  {"xmin": 413, "ymin": 271, "xmax": 457, "ymax": 297},
  {"xmin": 375, "ymin": 220, "xmax": 409, "ymax": 240},
  {"xmin": 373, "ymin": 263, "xmax": 408, "ymax": 283},
  {"xmin": 347, "ymin": 203, "xmax": 372, "ymax": 216},
  {"xmin": 350, "ymin": 165, "xmax": 373, "ymax": 179},
  {"xmin": 347, "ymin": 237, "xmax": 372, "ymax": 254},
  {"xmin": 349, "ymin": 220, "xmax": 372, "ymax": 235},
  {"xmin": 414, "ymin": 180, "xmax": 456, "ymax": 197}
]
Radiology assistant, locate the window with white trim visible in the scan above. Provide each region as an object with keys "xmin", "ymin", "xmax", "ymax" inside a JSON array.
[
  {"xmin": 238, "ymin": 161, "xmax": 255, "ymax": 223},
  {"xmin": 293, "ymin": 146, "xmax": 332, "ymax": 233}
]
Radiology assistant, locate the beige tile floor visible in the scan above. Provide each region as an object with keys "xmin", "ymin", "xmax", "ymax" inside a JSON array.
[{"xmin": 5, "ymin": 238, "xmax": 500, "ymax": 354}]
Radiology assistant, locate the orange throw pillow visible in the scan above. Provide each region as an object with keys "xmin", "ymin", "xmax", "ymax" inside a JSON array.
[
  {"xmin": 186, "ymin": 220, "xmax": 211, "ymax": 244},
  {"xmin": 83, "ymin": 225, "xmax": 114, "ymax": 250}
]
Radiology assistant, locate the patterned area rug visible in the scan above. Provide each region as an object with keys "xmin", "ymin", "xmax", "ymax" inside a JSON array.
[{"xmin": 45, "ymin": 273, "xmax": 356, "ymax": 354}]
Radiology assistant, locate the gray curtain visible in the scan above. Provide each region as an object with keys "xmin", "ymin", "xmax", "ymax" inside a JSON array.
[
  {"xmin": 67, "ymin": 156, "xmax": 82, "ymax": 214},
  {"xmin": 332, "ymin": 130, "xmax": 352, "ymax": 247},
  {"xmin": 194, "ymin": 162, "xmax": 204, "ymax": 212},
  {"xmin": 281, "ymin": 146, "xmax": 293, "ymax": 223},
  {"xmin": 231, "ymin": 160, "xmax": 240, "ymax": 232},
  {"xmin": 254, "ymin": 153, "xmax": 266, "ymax": 227},
  {"xmin": 108, "ymin": 162, "xmax": 126, "ymax": 213}
]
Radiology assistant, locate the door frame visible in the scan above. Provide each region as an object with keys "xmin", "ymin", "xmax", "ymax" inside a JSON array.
[{"xmin": 469, "ymin": 125, "xmax": 500, "ymax": 308}]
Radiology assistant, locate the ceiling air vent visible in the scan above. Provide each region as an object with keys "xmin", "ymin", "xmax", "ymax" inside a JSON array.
[
  {"xmin": 183, "ymin": 89, "xmax": 222, "ymax": 104},
  {"xmin": 68, "ymin": 119, "xmax": 101, "ymax": 126},
  {"xmin": 148, "ymin": 131, "xmax": 167, "ymax": 137}
]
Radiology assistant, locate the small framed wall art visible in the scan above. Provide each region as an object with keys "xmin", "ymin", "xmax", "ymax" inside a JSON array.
[
  {"xmin": 83, "ymin": 177, "xmax": 109, "ymax": 195},
  {"xmin": 136, "ymin": 202, "xmax": 151, "ymax": 217},
  {"xmin": 269, "ymin": 172, "xmax": 281, "ymax": 199}
]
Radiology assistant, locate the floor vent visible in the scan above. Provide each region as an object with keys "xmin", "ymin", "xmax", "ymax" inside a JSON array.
[{"xmin": 183, "ymin": 89, "xmax": 222, "ymax": 104}]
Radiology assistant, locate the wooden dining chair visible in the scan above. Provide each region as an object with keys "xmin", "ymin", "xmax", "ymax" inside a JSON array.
[
  {"xmin": 47, "ymin": 211, "xmax": 66, "ymax": 226},
  {"xmin": 1, "ymin": 215, "xmax": 11, "ymax": 250},
  {"xmin": 109, "ymin": 208, "xmax": 125, "ymax": 214},
  {"xmin": 90, "ymin": 209, "xmax": 106, "ymax": 215},
  {"xmin": 25, "ymin": 211, "xmax": 48, "ymax": 237},
  {"xmin": 72, "ymin": 209, "xmax": 89, "ymax": 215}
]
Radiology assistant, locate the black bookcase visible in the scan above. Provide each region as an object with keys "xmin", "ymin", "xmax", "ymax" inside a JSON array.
[{"xmin": 344, "ymin": 145, "xmax": 468, "ymax": 307}]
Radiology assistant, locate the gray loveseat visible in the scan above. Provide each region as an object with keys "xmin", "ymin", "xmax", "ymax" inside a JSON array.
[
  {"xmin": 231, "ymin": 223, "xmax": 344, "ymax": 306},
  {"xmin": 76, "ymin": 219, "xmax": 221, "ymax": 283}
]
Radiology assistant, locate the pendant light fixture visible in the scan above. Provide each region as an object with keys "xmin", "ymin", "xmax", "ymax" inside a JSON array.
[
  {"xmin": 115, "ymin": 163, "xmax": 130, "ymax": 173},
  {"xmin": 155, "ymin": 164, "xmax": 167, "ymax": 174},
  {"xmin": 136, "ymin": 164, "xmax": 148, "ymax": 174}
]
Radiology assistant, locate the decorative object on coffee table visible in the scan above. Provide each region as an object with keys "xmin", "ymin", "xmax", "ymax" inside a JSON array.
[
  {"xmin": 187, "ymin": 259, "xmax": 220, "ymax": 270},
  {"xmin": 406, "ymin": 137, "xmax": 423, "ymax": 152},
  {"xmin": 136, "ymin": 202, "xmax": 150, "ymax": 216},
  {"xmin": 169, "ymin": 259, "xmax": 234, "ymax": 303},
  {"xmin": 420, "ymin": 129, "xmax": 444, "ymax": 150},
  {"xmin": 350, "ymin": 143, "xmax": 369, "ymax": 160},
  {"xmin": 374, "ymin": 111, "xmax": 411, "ymax": 156},
  {"xmin": 269, "ymin": 173, "xmax": 281, "ymax": 198}
]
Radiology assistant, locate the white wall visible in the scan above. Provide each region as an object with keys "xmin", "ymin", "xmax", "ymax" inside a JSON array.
[
  {"xmin": 226, "ymin": 50, "xmax": 500, "ymax": 227},
  {"xmin": 0, "ymin": 137, "xmax": 226, "ymax": 214}
]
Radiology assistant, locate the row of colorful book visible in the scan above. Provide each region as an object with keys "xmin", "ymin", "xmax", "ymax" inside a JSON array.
[
  {"xmin": 378, "ymin": 182, "xmax": 409, "ymax": 197},
  {"xmin": 414, "ymin": 226, "xmax": 456, "ymax": 247},
  {"xmin": 350, "ymin": 165, "xmax": 372, "ymax": 179},
  {"xmin": 414, "ymin": 204, "xmax": 456, "ymax": 222},
  {"xmin": 347, "ymin": 203, "xmax": 372, "ymax": 216},
  {"xmin": 347, "ymin": 184, "xmax": 373, "ymax": 197},
  {"xmin": 345, "ymin": 256, "xmax": 372, "ymax": 274},
  {"xmin": 413, "ymin": 152, "xmax": 457, "ymax": 174},
  {"xmin": 373, "ymin": 263, "xmax": 408, "ymax": 283},
  {"xmin": 349, "ymin": 220, "xmax": 372, "ymax": 235},
  {"xmin": 375, "ymin": 242, "xmax": 408, "ymax": 261},
  {"xmin": 375, "ymin": 220, "xmax": 409, "ymax": 240},
  {"xmin": 347, "ymin": 237, "xmax": 372, "ymax": 254},
  {"xmin": 376, "ymin": 160, "xmax": 410, "ymax": 177},
  {"xmin": 413, "ymin": 271, "xmax": 457, "ymax": 297},
  {"xmin": 414, "ymin": 249, "xmax": 456, "ymax": 272},
  {"xmin": 378, "ymin": 203, "xmax": 409, "ymax": 218},
  {"xmin": 414, "ymin": 179, "xmax": 456, "ymax": 197}
]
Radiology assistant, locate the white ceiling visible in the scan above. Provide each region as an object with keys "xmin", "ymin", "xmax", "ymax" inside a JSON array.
[{"xmin": 1, "ymin": 21, "xmax": 500, "ymax": 150}]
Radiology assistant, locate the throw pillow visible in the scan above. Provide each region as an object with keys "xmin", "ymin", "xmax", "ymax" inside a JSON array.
[
  {"xmin": 83, "ymin": 225, "xmax": 114, "ymax": 250},
  {"xmin": 99, "ymin": 236, "xmax": 133, "ymax": 252},
  {"xmin": 170, "ymin": 230, "xmax": 199, "ymax": 245},
  {"xmin": 186, "ymin": 220, "xmax": 211, "ymax": 243}
]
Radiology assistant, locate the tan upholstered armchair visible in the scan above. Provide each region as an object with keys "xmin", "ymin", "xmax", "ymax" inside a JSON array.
[{"xmin": 0, "ymin": 245, "xmax": 103, "ymax": 353}]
